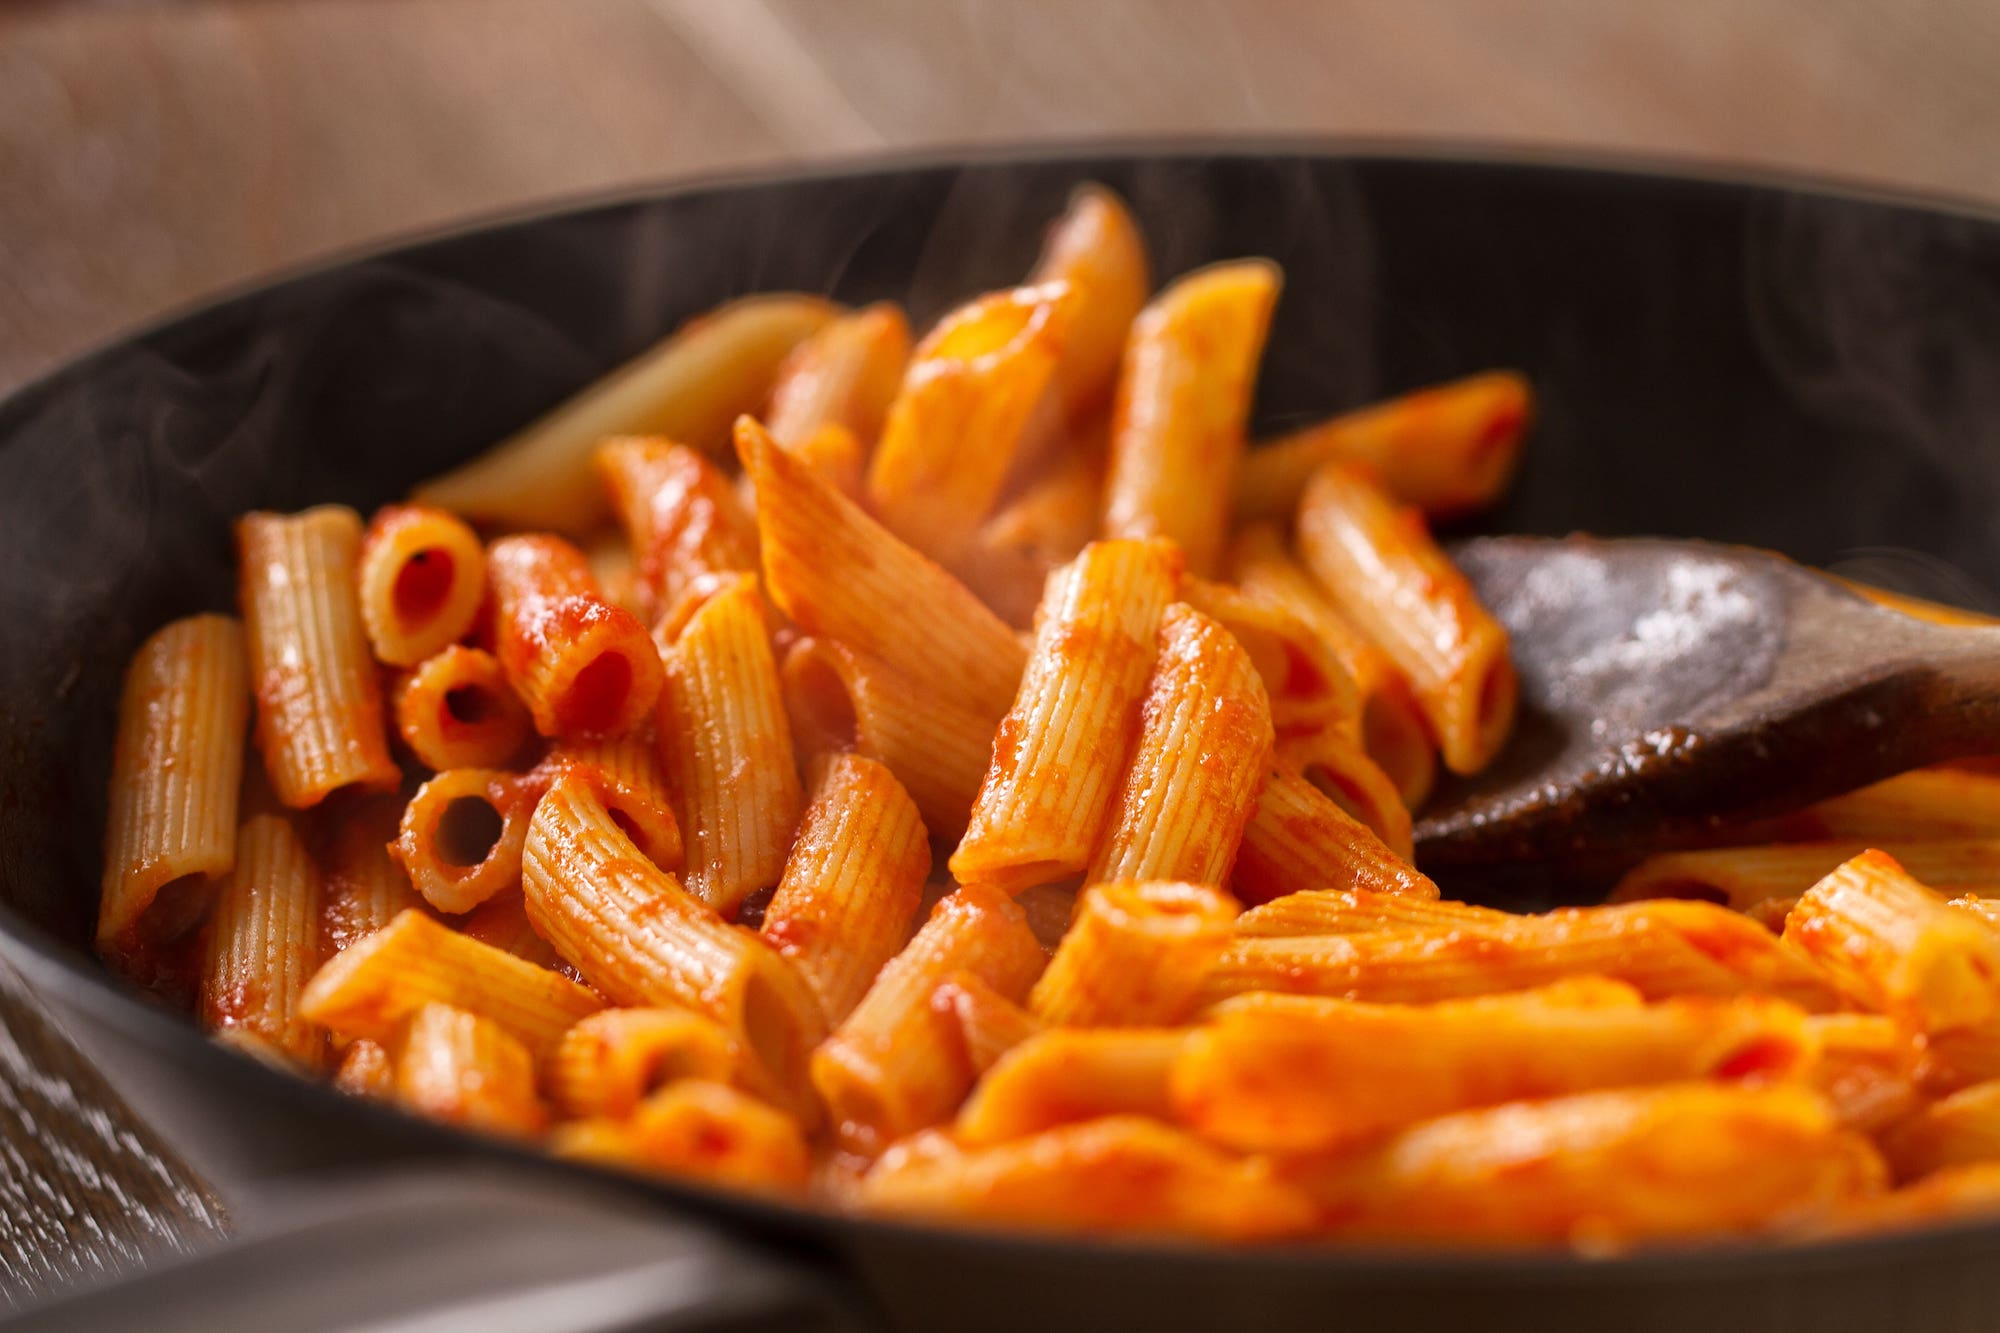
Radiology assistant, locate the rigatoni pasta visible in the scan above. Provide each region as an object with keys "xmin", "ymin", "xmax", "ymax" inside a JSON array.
[
  {"xmin": 487, "ymin": 534, "xmax": 663, "ymax": 739},
  {"xmin": 238, "ymin": 507, "xmax": 399, "ymax": 807},
  {"xmin": 357, "ymin": 503, "xmax": 487, "ymax": 666},
  {"xmin": 198, "ymin": 814, "xmax": 326, "ymax": 1071},
  {"xmin": 391, "ymin": 645, "xmax": 532, "ymax": 771}
]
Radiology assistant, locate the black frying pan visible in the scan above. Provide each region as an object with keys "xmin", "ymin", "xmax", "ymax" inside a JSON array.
[{"xmin": 8, "ymin": 144, "xmax": 2000, "ymax": 1333}]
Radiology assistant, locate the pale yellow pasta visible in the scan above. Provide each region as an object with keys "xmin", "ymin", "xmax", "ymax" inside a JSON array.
[
  {"xmin": 98, "ymin": 614, "xmax": 249, "ymax": 963},
  {"xmin": 867, "ymin": 282, "xmax": 1074, "ymax": 564},
  {"xmin": 858, "ymin": 1116, "xmax": 1315, "ymax": 1241},
  {"xmin": 762, "ymin": 753, "xmax": 931, "ymax": 1023},
  {"xmin": 1782, "ymin": 850, "xmax": 2000, "ymax": 1033},
  {"xmin": 1029, "ymin": 882, "xmax": 1237, "ymax": 1028},
  {"xmin": 356, "ymin": 503, "xmax": 487, "ymax": 666},
  {"xmin": 391, "ymin": 645, "xmax": 532, "ymax": 771},
  {"xmin": 390, "ymin": 768, "xmax": 534, "ymax": 915},
  {"xmin": 237, "ymin": 506, "xmax": 399, "ymax": 807},
  {"xmin": 594, "ymin": 436, "xmax": 759, "ymax": 626},
  {"xmin": 1235, "ymin": 887, "xmax": 1503, "ymax": 938},
  {"xmin": 299, "ymin": 908, "xmax": 602, "ymax": 1060},
  {"xmin": 1086, "ymin": 603, "xmax": 1273, "ymax": 886},
  {"xmin": 553, "ymin": 1080, "xmax": 811, "ymax": 1196},
  {"xmin": 1276, "ymin": 722, "xmax": 1413, "ymax": 861},
  {"xmin": 1282, "ymin": 1084, "xmax": 1884, "ymax": 1247},
  {"xmin": 1102, "ymin": 260, "xmax": 1281, "ymax": 575},
  {"xmin": 1203, "ymin": 899, "xmax": 1842, "ymax": 1012},
  {"xmin": 199, "ymin": 814, "xmax": 326, "ymax": 1071},
  {"xmin": 1294, "ymin": 461, "xmax": 1516, "ymax": 776},
  {"xmin": 932, "ymin": 970, "xmax": 1043, "ymax": 1075},
  {"xmin": 1230, "ymin": 523, "xmax": 1436, "ymax": 807},
  {"xmin": 1233, "ymin": 764, "xmax": 1440, "ymax": 906},
  {"xmin": 779, "ymin": 635, "xmax": 993, "ymax": 840},
  {"xmin": 956, "ymin": 1028, "xmax": 1185, "ymax": 1146},
  {"xmin": 415, "ymin": 293, "xmax": 837, "ymax": 534},
  {"xmin": 765, "ymin": 302, "xmax": 911, "ymax": 460},
  {"xmin": 393, "ymin": 1001, "xmax": 549, "ymax": 1138},
  {"xmin": 1174, "ymin": 984, "xmax": 1813, "ymax": 1153},
  {"xmin": 521, "ymin": 774, "xmax": 826, "ymax": 1098},
  {"xmin": 1030, "ymin": 183, "xmax": 1151, "ymax": 425},
  {"xmin": 654, "ymin": 572, "xmax": 802, "ymax": 917},
  {"xmin": 738, "ymin": 414, "xmax": 1026, "ymax": 721},
  {"xmin": 548, "ymin": 1007, "xmax": 742, "ymax": 1120},
  {"xmin": 1613, "ymin": 838, "xmax": 2000, "ymax": 911},
  {"xmin": 1236, "ymin": 371, "xmax": 1533, "ymax": 521},
  {"xmin": 812, "ymin": 884, "xmax": 1045, "ymax": 1153},
  {"xmin": 951, "ymin": 538, "xmax": 1182, "ymax": 893}
]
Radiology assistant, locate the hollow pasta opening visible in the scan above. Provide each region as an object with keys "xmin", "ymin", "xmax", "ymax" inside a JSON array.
[
  {"xmin": 393, "ymin": 548, "xmax": 456, "ymax": 629},
  {"xmin": 443, "ymin": 684, "xmax": 499, "ymax": 727},
  {"xmin": 559, "ymin": 651, "xmax": 633, "ymax": 735},
  {"xmin": 437, "ymin": 795, "xmax": 504, "ymax": 868}
]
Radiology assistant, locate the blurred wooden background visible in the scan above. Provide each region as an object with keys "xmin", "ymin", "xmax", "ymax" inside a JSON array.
[{"xmin": 4, "ymin": 0, "xmax": 2000, "ymax": 394}]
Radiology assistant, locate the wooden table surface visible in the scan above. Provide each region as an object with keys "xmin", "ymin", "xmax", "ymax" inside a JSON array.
[{"xmin": 7, "ymin": 0, "xmax": 2000, "ymax": 1311}]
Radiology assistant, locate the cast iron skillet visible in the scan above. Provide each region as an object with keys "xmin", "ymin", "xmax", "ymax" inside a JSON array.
[{"xmin": 7, "ymin": 144, "xmax": 2000, "ymax": 1333}]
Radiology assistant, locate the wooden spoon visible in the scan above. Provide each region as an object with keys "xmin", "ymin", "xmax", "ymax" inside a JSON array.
[{"xmin": 1412, "ymin": 535, "xmax": 2000, "ymax": 894}]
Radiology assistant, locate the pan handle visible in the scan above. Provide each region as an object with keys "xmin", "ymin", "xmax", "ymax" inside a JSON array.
[
  {"xmin": 0, "ymin": 949, "xmax": 868, "ymax": 1333},
  {"xmin": 2, "ymin": 1162, "xmax": 866, "ymax": 1333}
]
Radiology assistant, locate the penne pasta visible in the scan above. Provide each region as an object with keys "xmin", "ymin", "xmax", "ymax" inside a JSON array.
[
  {"xmin": 390, "ymin": 768, "xmax": 535, "ymax": 915},
  {"xmin": 1102, "ymin": 260, "xmax": 1281, "ymax": 575},
  {"xmin": 1230, "ymin": 523, "xmax": 1436, "ymax": 807},
  {"xmin": 553, "ymin": 1080, "xmax": 811, "ymax": 1195},
  {"xmin": 858, "ymin": 1115, "xmax": 1315, "ymax": 1241},
  {"xmin": 1282, "ymin": 1084, "xmax": 1884, "ymax": 1247},
  {"xmin": 415, "ymin": 293, "xmax": 837, "ymax": 534},
  {"xmin": 595, "ymin": 436, "xmax": 759, "ymax": 626},
  {"xmin": 762, "ymin": 753, "xmax": 931, "ymax": 1024},
  {"xmin": 654, "ymin": 573, "xmax": 802, "ymax": 917},
  {"xmin": 1202, "ymin": 898, "xmax": 1843, "ymax": 1012},
  {"xmin": 1275, "ymin": 723, "xmax": 1413, "ymax": 860},
  {"xmin": 1086, "ymin": 603, "xmax": 1274, "ymax": 887},
  {"xmin": 1235, "ymin": 887, "xmax": 1502, "ymax": 939},
  {"xmin": 391, "ymin": 645, "xmax": 532, "ymax": 771},
  {"xmin": 1237, "ymin": 371, "xmax": 1533, "ymax": 521},
  {"xmin": 778, "ymin": 635, "xmax": 993, "ymax": 841},
  {"xmin": 356, "ymin": 503, "xmax": 487, "ymax": 667},
  {"xmin": 1029, "ymin": 882, "xmax": 1237, "ymax": 1027},
  {"xmin": 867, "ymin": 282, "xmax": 1075, "ymax": 563},
  {"xmin": 318, "ymin": 795, "xmax": 422, "ymax": 960},
  {"xmin": 932, "ymin": 970, "xmax": 1043, "ymax": 1075},
  {"xmin": 765, "ymin": 302, "xmax": 911, "ymax": 460},
  {"xmin": 1174, "ymin": 985, "xmax": 1813, "ymax": 1153},
  {"xmin": 958, "ymin": 418, "xmax": 1108, "ymax": 628},
  {"xmin": 548, "ymin": 1006, "xmax": 742, "ymax": 1120},
  {"xmin": 739, "ymin": 415, "xmax": 1026, "ymax": 721},
  {"xmin": 1747, "ymin": 767, "xmax": 2000, "ymax": 842},
  {"xmin": 1030, "ymin": 183, "xmax": 1151, "ymax": 426},
  {"xmin": 199, "ymin": 814, "xmax": 327, "ymax": 1071},
  {"xmin": 956, "ymin": 1028, "xmax": 1185, "ymax": 1147},
  {"xmin": 1820, "ymin": 1162, "xmax": 2000, "ymax": 1236},
  {"xmin": 1181, "ymin": 577, "xmax": 1360, "ymax": 741},
  {"xmin": 238, "ymin": 507, "xmax": 399, "ymax": 807},
  {"xmin": 521, "ymin": 774, "xmax": 826, "ymax": 1098},
  {"xmin": 299, "ymin": 908, "xmax": 602, "ymax": 1060},
  {"xmin": 455, "ymin": 889, "xmax": 562, "ymax": 970},
  {"xmin": 1781, "ymin": 850, "xmax": 2000, "ymax": 1033},
  {"xmin": 1295, "ymin": 461, "xmax": 1516, "ymax": 775},
  {"xmin": 1613, "ymin": 838, "xmax": 2000, "ymax": 911},
  {"xmin": 487, "ymin": 534, "xmax": 664, "ymax": 739},
  {"xmin": 812, "ymin": 884, "xmax": 1045, "ymax": 1153},
  {"xmin": 393, "ymin": 1001, "xmax": 549, "ymax": 1138},
  {"xmin": 98, "ymin": 614, "xmax": 250, "ymax": 964},
  {"xmin": 1232, "ymin": 764, "xmax": 1440, "ymax": 906},
  {"xmin": 525, "ymin": 733, "xmax": 684, "ymax": 873},
  {"xmin": 1801, "ymin": 1013, "xmax": 1925, "ymax": 1134},
  {"xmin": 952, "ymin": 539, "xmax": 1182, "ymax": 893},
  {"xmin": 1880, "ymin": 1078, "xmax": 2000, "ymax": 1183}
]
